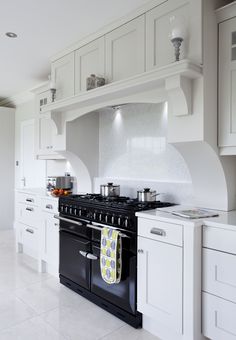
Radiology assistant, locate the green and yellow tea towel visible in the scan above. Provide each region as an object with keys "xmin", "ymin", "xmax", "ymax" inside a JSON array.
[{"xmin": 100, "ymin": 227, "xmax": 122, "ymax": 284}]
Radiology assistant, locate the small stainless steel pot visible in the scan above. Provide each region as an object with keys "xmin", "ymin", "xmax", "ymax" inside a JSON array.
[
  {"xmin": 100, "ymin": 183, "xmax": 120, "ymax": 197},
  {"xmin": 137, "ymin": 188, "xmax": 159, "ymax": 202}
]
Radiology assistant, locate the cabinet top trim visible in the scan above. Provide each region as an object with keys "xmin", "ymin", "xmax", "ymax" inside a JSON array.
[
  {"xmin": 50, "ymin": 0, "xmax": 168, "ymax": 62},
  {"xmin": 216, "ymin": 1, "xmax": 236, "ymax": 23}
]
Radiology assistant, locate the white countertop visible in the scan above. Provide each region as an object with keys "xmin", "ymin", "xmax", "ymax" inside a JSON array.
[
  {"xmin": 15, "ymin": 188, "xmax": 58, "ymax": 200},
  {"xmin": 136, "ymin": 205, "xmax": 236, "ymax": 231}
]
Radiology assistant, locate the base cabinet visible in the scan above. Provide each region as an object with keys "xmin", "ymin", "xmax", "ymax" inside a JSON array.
[
  {"xmin": 203, "ymin": 225, "xmax": 236, "ymax": 340},
  {"xmin": 137, "ymin": 235, "xmax": 183, "ymax": 334},
  {"xmin": 41, "ymin": 212, "xmax": 59, "ymax": 277},
  {"xmin": 203, "ymin": 292, "xmax": 236, "ymax": 340},
  {"xmin": 15, "ymin": 191, "xmax": 59, "ymax": 277}
]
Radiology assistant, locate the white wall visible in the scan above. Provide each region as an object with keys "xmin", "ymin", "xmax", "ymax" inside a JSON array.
[
  {"xmin": 0, "ymin": 107, "xmax": 15, "ymax": 229},
  {"xmin": 98, "ymin": 103, "xmax": 193, "ymax": 204}
]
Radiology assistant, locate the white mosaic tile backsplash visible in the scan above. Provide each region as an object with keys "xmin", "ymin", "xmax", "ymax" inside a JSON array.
[{"xmin": 97, "ymin": 103, "xmax": 194, "ymax": 204}]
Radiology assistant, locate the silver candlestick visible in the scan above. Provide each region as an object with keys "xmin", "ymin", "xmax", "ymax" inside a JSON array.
[
  {"xmin": 171, "ymin": 37, "xmax": 184, "ymax": 62},
  {"xmin": 50, "ymin": 88, "xmax": 56, "ymax": 102}
]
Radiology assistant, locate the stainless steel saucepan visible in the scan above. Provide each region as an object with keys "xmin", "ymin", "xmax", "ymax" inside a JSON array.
[
  {"xmin": 137, "ymin": 188, "xmax": 160, "ymax": 202},
  {"xmin": 100, "ymin": 183, "xmax": 120, "ymax": 197}
]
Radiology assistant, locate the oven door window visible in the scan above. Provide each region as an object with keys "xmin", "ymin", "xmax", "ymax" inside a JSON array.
[
  {"xmin": 90, "ymin": 244, "xmax": 136, "ymax": 314},
  {"xmin": 60, "ymin": 231, "xmax": 91, "ymax": 290}
]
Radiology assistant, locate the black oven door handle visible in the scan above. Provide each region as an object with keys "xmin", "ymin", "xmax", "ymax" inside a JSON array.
[{"xmin": 54, "ymin": 214, "xmax": 85, "ymax": 226}]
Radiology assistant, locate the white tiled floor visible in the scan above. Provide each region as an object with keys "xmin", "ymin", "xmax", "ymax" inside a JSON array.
[{"xmin": 0, "ymin": 229, "xmax": 159, "ymax": 340}]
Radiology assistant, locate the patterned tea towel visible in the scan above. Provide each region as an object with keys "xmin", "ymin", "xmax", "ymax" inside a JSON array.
[{"xmin": 100, "ymin": 227, "xmax": 122, "ymax": 284}]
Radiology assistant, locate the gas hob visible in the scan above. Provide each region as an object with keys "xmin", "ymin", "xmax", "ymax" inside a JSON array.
[{"xmin": 59, "ymin": 194, "xmax": 174, "ymax": 231}]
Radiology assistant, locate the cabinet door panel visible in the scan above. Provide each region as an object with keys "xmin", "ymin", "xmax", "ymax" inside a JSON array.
[
  {"xmin": 137, "ymin": 236, "xmax": 183, "ymax": 334},
  {"xmin": 219, "ymin": 17, "xmax": 236, "ymax": 147},
  {"xmin": 75, "ymin": 37, "xmax": 105, "ymax": 93},
  {"xmin": 105, "ymin": 16, "xmax": 145, "ymax": 82},
  {"xmin": 203, "ymin": 248, "xmax": 236, "ymax": 304},
  {"xmin": 203, "ymin": 292, "xmax": 236, "ymax": 340},
  {"xmin": 38, "ymin": 115, "xmax": 54, "ymax": 153},
  {"xmin": 44, "ymin": 215, "xmax": 59, "ymax": 272},
  {"xmin": 146, "ymin": 1, "xmax": 189, "ymax": 70},
  {"xmin": 51, "ymin": 53, "xmax": 74, "ymax": 101}
]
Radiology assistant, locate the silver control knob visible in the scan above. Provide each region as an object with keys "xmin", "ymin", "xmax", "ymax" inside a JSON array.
[
  {"xmin": 105, "ymin": 215, "xmax": 108, "ymax": 223},
  {"xmin": 124, "ymin": 218, "xmax": 128, "ymax": 227},
  {"xmin": 74, "ymin": 209, "xmax": 77, "ymax": 215},
  {"xmin": 93, "ymin": 212, "xmax": 96, "ymax": 219},
  {"xmin": 99, "ymin": 213, "xmax": 102, "ymax": 221},
  {"xmin": 111, "ymin": 215, "xmax": 115, "ymax": 224},
  {"xmin": 79, "ymin": 209, "xmax": 82, "ymax": 216},
  {"xmin": 69, "ymin": 207, "xmax": 72, "ymax": 214},
  {"xmin": 117, "ymin": 216, "xmax": 121, "ymax": 226}
]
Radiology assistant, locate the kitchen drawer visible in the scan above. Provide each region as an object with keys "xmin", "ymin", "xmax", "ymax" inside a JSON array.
[
  {"xmin": 41, "ymin": 198, "xmax": 58, "ymax": 214},
  {"xmin": 18, "ymin": 203, "xmax": 41, "ymax": 228},
  {"xmin": 203, "ymin": 225, "xmax": 236, "ymax": 255},
  {"xmin": 16, "ymin": 192, "xmax": 40, "ymax": 206},
  {"xmin": 22, "ymin": 225, "xmax": 39, "ymax": 259},
  {"xmin": 138, "ymin": 218, "xmax": 183, "ymax": 247},
  {"xmin": 203, "ymin": 292, "xmax": 236, "ymax": 340},
  {"xmin": 203, "ymin": 248, "xmax": 236, "ymax": 304}
]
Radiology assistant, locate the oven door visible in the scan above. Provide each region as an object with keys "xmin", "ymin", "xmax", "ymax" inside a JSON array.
[
  {"xmin": 60, "ymin": 230, "xmax": 91, "ymax": 290},
  {"xmin": 90, "ymin": 242, "xmax": 137, "ymax": 315}
]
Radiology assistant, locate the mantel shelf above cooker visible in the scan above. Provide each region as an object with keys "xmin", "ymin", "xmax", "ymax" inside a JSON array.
[{"xmin": 42, "ymin": 59, "xmax": 202, "ymax": 122}]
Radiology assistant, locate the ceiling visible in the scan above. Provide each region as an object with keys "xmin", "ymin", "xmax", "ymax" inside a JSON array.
[{"xmin": 0, "ymin": 0, "xmax": 150, "ymax": 100}]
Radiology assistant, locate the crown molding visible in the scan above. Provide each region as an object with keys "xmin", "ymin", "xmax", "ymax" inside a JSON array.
[{"xmin": 0, "ymin": 80, "xmax": 49, "ymax": 108}]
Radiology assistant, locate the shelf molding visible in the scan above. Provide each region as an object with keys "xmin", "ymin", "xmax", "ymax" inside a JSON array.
[{"xmin": 43, "ymin": 59, "xmax": 202, "ymax": 122}]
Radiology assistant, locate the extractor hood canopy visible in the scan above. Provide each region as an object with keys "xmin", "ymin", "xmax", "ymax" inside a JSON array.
[{"xmin": 42, "ymin": 59, "xmax": 202, "ymax": 126}]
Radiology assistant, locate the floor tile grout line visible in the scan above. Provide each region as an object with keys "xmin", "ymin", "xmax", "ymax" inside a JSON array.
[{"xmin": 98, "ymin": 324, "xmax": 126, "ymax": 339}]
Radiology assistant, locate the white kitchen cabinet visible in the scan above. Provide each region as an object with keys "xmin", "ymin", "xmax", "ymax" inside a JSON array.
[
  {"xmin": 75, "ymin": 37, "xmax": 105, "ymax": 93},
  {"xmin": 36, "ymin": 90, "xmax": 51, "ymax": 114},
  {"xmin": 203, "ymin": 248, "xmax": 236, "ymax": 304},
  {"xmin": 35, "ymin": 112, "xmax": 64, "ymax": 160},
  {"xmin": 202, "ymin": 224, "xmax": 236, "ymax": 340},
  {"xmin": 41, "ymin": 212, "xmax": 59, "ymax": 277},
  {"xmin": 203, "ymin": 292, "xmax": 236, "ymax": 340},
  {"xmin": 51, "ymin": 52, "xmax": 75, "ymax": 101},
  {"xmin": 15, "ymin": 192, "xmax": 41, "ymax": 261},
  {"xmin": 218, "ymin": 7, "xmax": 236, "ymax": 154},
  {"xmin": 15, "ymin": 190, "xmax": 59, "ymax": 276},
  {"xmin": 37, "ymin": 113, "xmax": 55, "ymax": 154},
  {"xmin": 146, "ymin": 1, "xmax": 189, "ymax": 70},
  {"xmin": 22, "ymin": 224, "xmax": 40, "ymax": 259},
  {"xmin": 105, "ymin": 16, "xmax": 145, "ymax": 83},
  {"xmin": 137, "ymin": 234, "xmax": 183, "ymax": 334}
]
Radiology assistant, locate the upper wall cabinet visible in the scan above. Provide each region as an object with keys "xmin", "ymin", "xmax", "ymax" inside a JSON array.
[
  {"xmin": 218, "ymin": 15, "xmax": 236, "ymax": 155},
  {"xmin": 75, "ymin": 37, "xmax": 105, "ymax": 94},
  {"xmin": 105, "ymin": 16, "xmax": 145, "ymax": 82},
  {"xmin": 51, "ymin": 52, "xmax": 75, "ymax": 101},
  {"xmin": 146, "ymin": 1, "xmax": 189, "ymax": 70}
]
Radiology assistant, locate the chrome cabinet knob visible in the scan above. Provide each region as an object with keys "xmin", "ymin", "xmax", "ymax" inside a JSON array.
[{"xmin": 138, "ymin": 249, "xmax": 144, "ymax": 254}]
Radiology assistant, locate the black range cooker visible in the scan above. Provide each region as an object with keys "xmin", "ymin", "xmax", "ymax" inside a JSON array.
[{"xmin": 56, "ymin": 194, "xmax": 174, "ymax": 328}]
